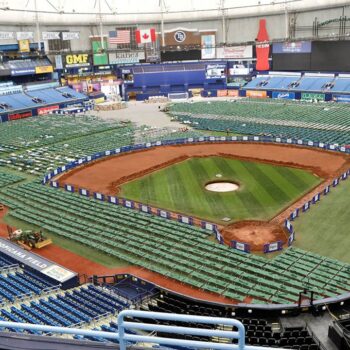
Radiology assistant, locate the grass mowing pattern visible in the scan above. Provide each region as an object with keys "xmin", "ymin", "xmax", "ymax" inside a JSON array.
[
  {"xmin": 293, "ymin": 179, "xmax": 350, "ymax": 263},
  {"xmin": 120, "ymin": 157, "xmax": 321, "ymax": 223}
]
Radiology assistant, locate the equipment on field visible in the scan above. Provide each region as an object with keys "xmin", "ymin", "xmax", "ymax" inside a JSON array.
[{"xmin": 8, "ymin": 227, "xmax": 52, "ymax": 250}]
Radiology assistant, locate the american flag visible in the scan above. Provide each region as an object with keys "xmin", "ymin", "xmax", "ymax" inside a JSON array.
[{"xmin": 108, "ymin": 30, "xmax": 130, "ymax": 44}]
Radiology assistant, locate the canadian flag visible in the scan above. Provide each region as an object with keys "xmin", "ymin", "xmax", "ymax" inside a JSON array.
[{"xmin": 135, "ymin": 28, "xmax": 156, "ymax": 44}]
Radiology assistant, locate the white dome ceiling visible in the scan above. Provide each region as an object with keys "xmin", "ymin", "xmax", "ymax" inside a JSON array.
[{"xmin": 0, "ymin": 0, "xmax": 347, "ymax": 25}]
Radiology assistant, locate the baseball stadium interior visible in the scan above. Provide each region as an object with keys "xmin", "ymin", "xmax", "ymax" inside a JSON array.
[{"xmin": 1, "ymin": 1, "xmax": 350, "ymax": 350}]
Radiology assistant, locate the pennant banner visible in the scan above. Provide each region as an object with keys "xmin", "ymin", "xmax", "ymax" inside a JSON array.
[
  {"xmin": 42, "ymin": 32, "xmax": 60, "ymax": 40},
  {"xmin": 62, "ymin": 32, "xmax": 80, "ymax": 41}
]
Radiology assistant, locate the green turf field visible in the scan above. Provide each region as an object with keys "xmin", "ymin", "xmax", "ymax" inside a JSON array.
[
  {"xmin": 120, "ymin": 157, "xmax": 322, "ymax": 224},
  {"xmin": 293, "ymin": 179, "xmax": 350, "ymax": 263}
]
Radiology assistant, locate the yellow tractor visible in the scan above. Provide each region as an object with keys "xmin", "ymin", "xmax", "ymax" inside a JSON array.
[{"xmin": 8, "ymin": 228, "xmax": 52, "ymax": 250}]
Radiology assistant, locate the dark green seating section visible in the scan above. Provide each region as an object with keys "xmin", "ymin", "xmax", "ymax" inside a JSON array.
[
  {"xmin": 1, "ymin": 182, "xmax": 350, "ymax": 305},
  {"xmin": 0, "ymin": 114, "xmax": 128, "ymax": 153},
  {"xmin": 0, "ymin": 114, "xmax": 204, "ymax": 176},
  {"xmin": 135, "ymin": 125, "xmax": 203, "ymax": 143},
  {"xmin": 0, "ymin": 117, "xmax": 134, "ymax": 175},
  {"xmin": 0, "ymin": 171, "xmax": 24, "ymax": 187},
  {"xmin": 169, "ymin": 99, "xmax": 350, "ymax": 145}
]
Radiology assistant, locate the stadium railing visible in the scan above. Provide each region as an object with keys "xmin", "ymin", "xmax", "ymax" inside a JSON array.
[{"xmin": 0, "ymin": 310, "xmax": 284, "ymax": 350}]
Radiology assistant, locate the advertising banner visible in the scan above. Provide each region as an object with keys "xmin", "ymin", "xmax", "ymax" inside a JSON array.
[
  {"xmin": 62, "ymin": 32, "xmax": 80, "ymax": 40},
  {"xmin": 288, "ymin": 232, "xmax": 295, "ymax": 246},
  {"xmin": 35, "ymin": 65, "xmax": 53, "ymax": 74},
  {"xmin": 290, "ymin": 208, "xmax": 299, "ymax": 220},
  {"xmin": 42, "ymin": 32, "xmax": 60, "ymax": 40},
  {"xmin": 0, "ymin": 32, "xmax": 14, "ymax": 40},
  {"xmin": 268, "ymin": 242, "xmax": 279, "ymax": 251},
  {"xmin": 164, "ymin": 28, "xmax": 216, "ymax": 46},
  {"xmin": 255, "ymin": 19, "xmax": 270, "ymax": 71},
  {"xmin": 332, "ymin": 94, "xmax": 350, "ymax": 103},
  {"xmin": 108, "ymin": 51, "xmax": 145, "ymax": 64},
  {"xmin": 227, "ymin": 89, "xmax": 239, "ymax": 97},
  {"xmin": 303, "ymin": 201, "xmax": 311, "ymax": 212},
  {"xmin": 50, "ymin": 181, "xmax": 59, "ymax": 188},
  {"xmin": 79, "ymin": 189, "xmax": 89, "ymax": 197},
  {"xmin": 94, "ymin": 192, "xmax": 105, "ymax": 201},
  {"xmin": 272, "ymin": 91, "xmax": 296, "ymax": 99},
  {"xmin": 246, "ymin": 90, "xmax": 267, "ymax": 98},
  {"xmin": 108, "ymin": 196, "xmax": 119, "ymax": 204},
  {"xmin": 146, "ymin": 53, "xmax": 160, "ymax": 63},
  {"xmin": 65, "ymin": 184, "xmax": 74, "ymax": 192},
  {"xmin": 273, "ymin": 41, "xmax": 312, "ymax": 54},
  {"xmin": 16, "ymin": 32, "xmax": 34, "ymax": 40},
  {"xmin": 264, "ymin": 241, "xmax": 282, "ymax": 253},
  {"xmin": 216, "ymin": 45, "xmax": 253, "ymax": 59},
  {"xmin": 0, "ymin": 238, "xmax": 76, "ymax": 283},
  {"xmin": 92, "ymin": 39, "xmax": 109, "ymax": 66},
  {"xmin": 217, "ymin": 90, "xmax": 228, "ymax": 97},
  {"xmin": 229, "ymin": 65, "xmax": 252, "ymax": 76},
  {"xmin": 205, "ymin": 64, "xmax": 226, "ymax": 79},
  {"xmin": 201, "ymin": 34, "xmax": 216, "ymax": 59},
  {"xmin": 9, "ymin": 111, "xmax": 32, "ymax": 121},
  {"xmin": 65, "ymin": 54, "xmax": 90, "ymax": 68},
  {"xmin": 37, "ymin": 105, "xmax": 59, "ymax": 115},
  {"xmin": 18, "ymin": 39, "xmax": 30, "ymax": 52},
  {"xmin": 301, "ymin": 92, "xmax": 325, "ymax": 101},
  {"xmin": 312, "ymin": 193, "xmax": 320, "ymax": 203},
  {"xmin": 231, "ymin": 240, "xmax": 250, "ymax": 253}
]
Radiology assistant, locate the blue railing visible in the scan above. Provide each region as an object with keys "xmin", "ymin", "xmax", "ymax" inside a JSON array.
[{"xmin": 0, "ymin": 310, "xmax": 285, "ymax": 350}]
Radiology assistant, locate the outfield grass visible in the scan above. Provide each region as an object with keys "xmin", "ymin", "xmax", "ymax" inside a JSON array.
[
  {"xmin": 120, "ymin": 157, "xmax": 321, "ymax": 224},
  {"xmin": 293, "ymin": 179, "xmax": 350, "ymax": 263}
]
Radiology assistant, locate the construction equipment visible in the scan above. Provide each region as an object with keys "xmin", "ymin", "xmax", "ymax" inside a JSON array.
[{"xmin": 8, "ymin": 228, "xmax": 52, "ymax": 250}]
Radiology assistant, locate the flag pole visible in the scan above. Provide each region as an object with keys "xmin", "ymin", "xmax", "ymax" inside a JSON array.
[
  {"xmin": 98, "ymin": 0, "xmax": 104, "ymax": 50},
  {"xmin": 34, "ymin": 0, "xmax": 41, "ymax": 52}
]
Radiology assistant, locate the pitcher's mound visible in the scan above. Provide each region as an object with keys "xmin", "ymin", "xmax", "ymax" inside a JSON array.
[{"xmin": 220, "ymin": 220, "xmax": 288, "ymax": 252}]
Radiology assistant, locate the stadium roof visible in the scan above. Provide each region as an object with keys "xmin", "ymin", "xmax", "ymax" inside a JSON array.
[{"xmin": 0, "ymin": 0, "xmax": 347, "ymax": 24}]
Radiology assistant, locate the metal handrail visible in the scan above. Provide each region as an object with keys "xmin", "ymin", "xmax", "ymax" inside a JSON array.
[
  {"xmin": 118, "ymin": 310, "xmax": 244, "ymax": 350},
  {"xmin": 0, "ymin": 310, "xmax": 286, "ymax": 350}
]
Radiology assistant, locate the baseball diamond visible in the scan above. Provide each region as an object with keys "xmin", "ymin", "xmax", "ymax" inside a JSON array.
[{"xmin": 2, "ymin": 4, "xmax": 350, "ymax": 348}]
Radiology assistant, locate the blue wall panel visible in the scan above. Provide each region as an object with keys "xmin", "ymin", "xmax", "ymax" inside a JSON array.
[{"xmin": 133, "ymin": 70, "xmax": 206, "ymax": 88}]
